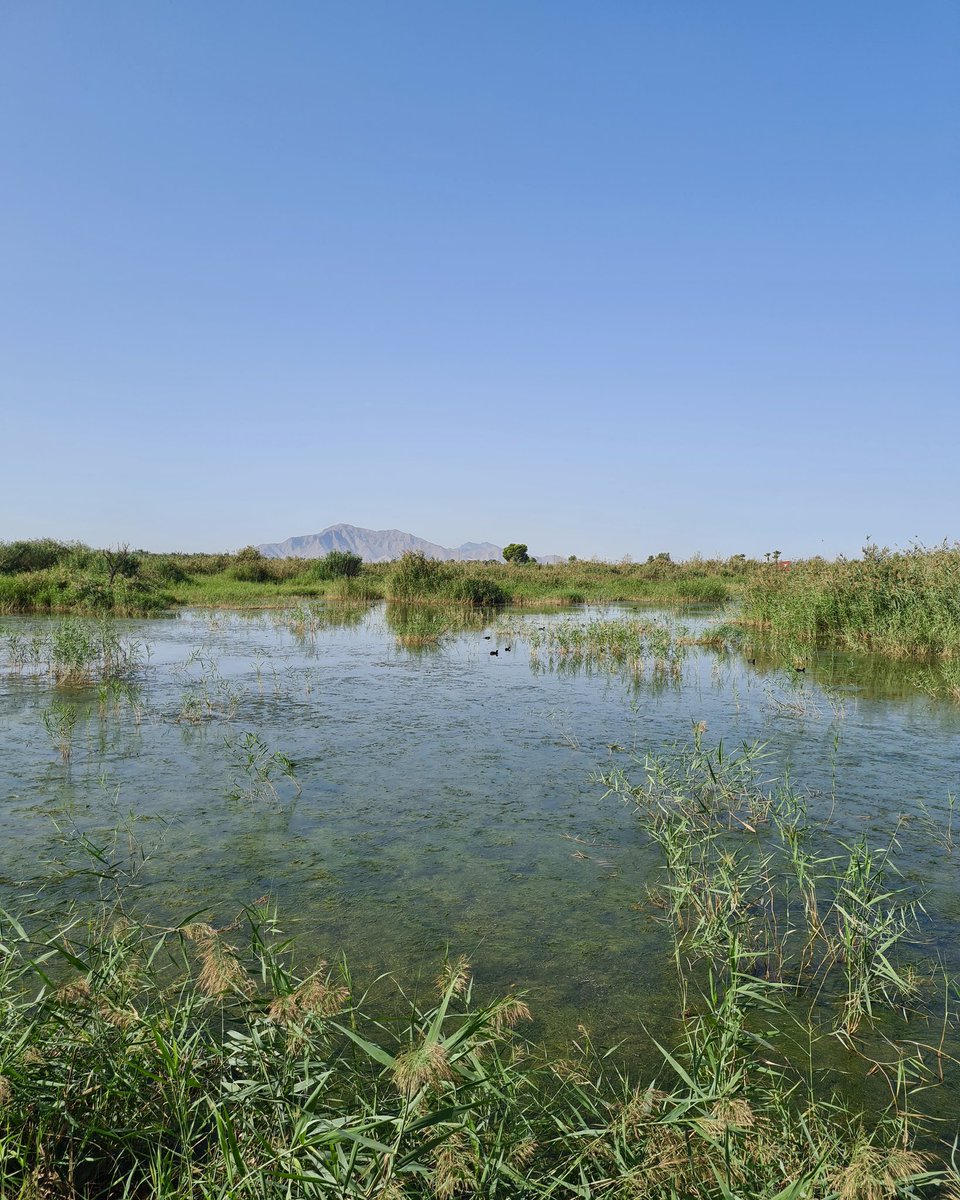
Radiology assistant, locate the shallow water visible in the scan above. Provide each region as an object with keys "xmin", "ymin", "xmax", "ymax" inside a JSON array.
[{"xmin": 2, "ymin": 604, "xmax": 959, "ymax": 1077}]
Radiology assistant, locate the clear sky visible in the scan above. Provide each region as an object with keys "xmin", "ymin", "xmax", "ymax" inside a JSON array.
[{"xmin": 1, "ymin": 2, "xmax": 957, "ymax": 560}]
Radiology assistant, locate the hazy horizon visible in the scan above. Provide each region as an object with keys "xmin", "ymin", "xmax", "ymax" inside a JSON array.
[
  {"xmin": 1, "ymin": 519, "xmax": 951, "ymax": 564},
  {"xmin": 2, "ymin": 2, "xmax": 957, "ymax": 559}
]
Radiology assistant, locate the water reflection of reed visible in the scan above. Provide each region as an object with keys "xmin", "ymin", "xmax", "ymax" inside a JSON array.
[
  {"xmin": 385, "ymin": 602, "xmax": 489, "ymax": 649},
  {"xmin": 271, "ymin": 600, "xmax": 371, "ymax": 644}
]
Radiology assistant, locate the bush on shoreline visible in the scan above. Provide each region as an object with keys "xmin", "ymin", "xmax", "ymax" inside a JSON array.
[{"xmin": 742, "ymin": 542, "xmax": 960, "ymax": 657}]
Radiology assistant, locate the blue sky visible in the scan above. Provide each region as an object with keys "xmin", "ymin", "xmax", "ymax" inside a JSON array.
[{"xmin": 1, "ymin": 2, "xmax": 957, "ymax": 559}]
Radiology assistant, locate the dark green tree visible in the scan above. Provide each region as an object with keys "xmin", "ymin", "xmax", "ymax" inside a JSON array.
[{"xmin": 502, "ymin": 543, "xmax": 531, "ymax": 564}]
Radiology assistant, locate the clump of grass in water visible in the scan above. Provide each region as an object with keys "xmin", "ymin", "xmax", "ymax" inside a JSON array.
[
  {"xmin": 501, "ymin": 615, "xmax": 688, "ymax": 682},
  {"xmin": 173, "ymin": 649, "xmax": 240, "ymax": 723},
  {"xmin": 2, "ymin": 617, "xmax": 144, "ymax": 685},
  {"xmin": 273, "ymin": 600, "xmax": 369, "ymax": 641},
  {"xmin": 597, "ymin": 735, "xmax": 931, "ymax": 1040},
  {"xmin": 386, "ymin": 602, "xmax": 487, "ymax": 648},
  {"xmin": 0, "ymin": 896, "xmax": 949, "ymax": 1198},
  {"xmin": 223, "ymin": 729, "xmax": 301, "ymax": 806},
  {"xmin": 41, "ymin": 698, "xmax": 80, "ymax": 760}
]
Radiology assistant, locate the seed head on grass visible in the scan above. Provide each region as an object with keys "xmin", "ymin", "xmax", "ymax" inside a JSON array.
[
  {"xmin": 431, "ymin": 1132, "xmax": 479, "ymax": 1199},
  {"xmin": 95, "ymin": 996, "xmax": 140, "ymax": 1030},
  {"xmin": 392, "ymin": 1040, "xmax": 452, "ymax": 1093},
  {"xmin": 183, "ymin": 923, "xmax": 252, "ymax": 998},
  {"xmin": 56, "ymin": 976, "xmax": 92, "ymax": 1005},
  {"xmin": 268, "ymin": 964, "xmax": 349, "ymax": 1024},
  {"xmin": 435, "ymin": 954, "xmax": 471, "ymax": 998},
  {"xmin": 705, "ymin": 1097, "xmax": 756, "ymax": 1135},
  {"xmin": 491, "ymin": 997, "xmax": 532, "ymax": 1032},
  {"xmin": 831, "ymin": 1138, "xmax": 929, "ymax": 1200}
]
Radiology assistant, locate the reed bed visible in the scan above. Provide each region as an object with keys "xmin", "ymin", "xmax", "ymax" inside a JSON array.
[
  {"xmin": 386, "ymin": 602, "xmax": 488, "ymax": 648},
  {"xmin": 597, "ymin": 736, "xmax": 939, "ymax": 1038},
  {"xmin": 497, "ymin": 615, "xmax": 690, "ymax": 683},
  {"xmin": 741, "ymin": 545, "xmax": 960, "ymax": 658},
  {"xmin": 2, "ymin": 617, "xmax": 145, "ymax": 685},
  {"xmin": 0, "ymin": 885, "xmax": 951, "ymax": 1199}
]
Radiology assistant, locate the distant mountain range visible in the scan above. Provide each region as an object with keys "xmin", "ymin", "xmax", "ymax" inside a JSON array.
[{"xmin": 257, "ymin": 524, "xmax": 563, "ymax": 564}]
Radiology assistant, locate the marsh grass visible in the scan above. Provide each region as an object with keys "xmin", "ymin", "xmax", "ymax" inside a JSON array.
[
  {"xmin": 171, "ymin": 573, "xmax": 385, "ymax": 608},
  {"xmin": 597, "ymin": 737, "xmax": 936, "ymax": 1041},
  {"xmin": 0, "ymin": 540, "xmax": 750, "ymax": 613},
  {"xmin": 741, "ymin": 543, "xmax": 960, "ymax": 658},
  {"xmin": 386, "ymin": 552, "xmax": 510, "ymax": 607},
  {"xmin": 386, "ymin": 602, "xmax": 488, "ymax": 648},
  {"xmin": 223, "ymin": 729, "xmax": 301, "ymax": 807},
  {"xmin": 499, "ymin": 615, "xmax": 689, "ymax": 684},
  {"xmin": 272, "ymin": 601, "xmax": 369, "ymax": 641},
  {"xmin": 41, "ymin": 699, "xmax": 80, "ymax": 760},
  {"xmin": 0, "ymin": 891, "xmax": 951, "ymax": 1199},
  {"xmin": 173, "ymin": 650, "xmax": 241, "ymax": 724},
  {"xmin": 2, "ymin": 618, "xmax": 145, "ymax": 685},
  {"xmin": 917, "ymin": 659, "xmax": 960, "ymax": 703}
]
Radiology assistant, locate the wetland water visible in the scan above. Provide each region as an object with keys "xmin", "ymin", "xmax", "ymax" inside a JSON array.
[{"xmin": 2, "ymin": 603, "xmax": 960, "ymax": 1067}]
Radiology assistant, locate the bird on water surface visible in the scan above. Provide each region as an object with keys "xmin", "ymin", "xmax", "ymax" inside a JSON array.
[{"xmin": 490, "ymin": 649, "xmax": 499, "ymax": 656}]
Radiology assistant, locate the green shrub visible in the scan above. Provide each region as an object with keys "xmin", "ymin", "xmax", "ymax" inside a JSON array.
[
  {"xmin": 0, "ymin": 567, "xmax": 170, "ymax": 616},
  {"xmin": 673, "ymin": 578, "xmax": 728, "ymax": 603},
  {"xmin": 0, "ymin": 538, "xmax": 77, "ymax": 574},
  {"xmin": 230, "ymin": 546, "xmax": 274, "ymax": 583},
  {"xmin": 446, "ymin": 575, "xmax": 509, "ymax": 606},
  {"xmin": 387, "ymin": 551, "xmax": 448, "ymax": 600},
  {"xmin": 307, "ymin": 550, "xmax": 364, "ymax": 580},
  {"xmin": 145, "ymin": 555, "xmax": 190, "ymax": 584}
]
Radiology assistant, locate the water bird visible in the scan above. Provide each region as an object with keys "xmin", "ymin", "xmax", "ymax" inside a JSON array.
[
  {"xmin": 504, "ymin": 645, "xmax": 512, "ymax": 652},
  {"xmin": 483, "ymin": 635, "xmax": 491, "ymax": 640},
  {"xmin": 793, "ymin": 665, "xmax": 806, "ymax": 673},
  {"xmin": 489, "ymin": 649, "xmax": 499, "ymax": 656},
  {"xmin": 747, "ymin": 658, "xmax": 756, "ymax": 665}
]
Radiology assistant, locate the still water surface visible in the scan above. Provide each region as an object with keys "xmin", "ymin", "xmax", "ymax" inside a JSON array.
[{"xmin": 2, "ymin": 604, "xmax": 959, "ymax": 1063}]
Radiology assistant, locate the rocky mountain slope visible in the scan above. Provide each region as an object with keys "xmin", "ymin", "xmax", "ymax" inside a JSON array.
[{"xmin": 257, "ymin": 524, "xmax": 561, "ymax": 563}]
